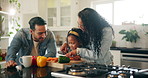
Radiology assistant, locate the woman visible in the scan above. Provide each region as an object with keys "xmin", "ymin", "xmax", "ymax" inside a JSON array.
[{"xmin": 61, "ymin": 8, "xmax": 113, "ymax": 65}]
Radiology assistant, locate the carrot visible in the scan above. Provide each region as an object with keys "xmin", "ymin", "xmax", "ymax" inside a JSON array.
[{"xmin": 47, "ymin": 57, "xmax": 58, "ymax": 62}]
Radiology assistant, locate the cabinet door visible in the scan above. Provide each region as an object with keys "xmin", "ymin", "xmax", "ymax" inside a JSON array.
[
  {"xmin": 60, "ymin": 0, "xmax": 71, "ymax": 26},
  {"xmin": 47, "ymin": 0, "xmax": 71, "ymax": 27},
  {"xmin": 0, "ymin": 11, "xmax": 11, "ymax": 49},
  {"xmin": 0, "ymin": 11, "xmax": 9, "ymax": 36},
  {"xmin": 110, "ymin": 50, "xmax": 121, "ymax": 66},
  {"xmin": 47, "ymin": 0, "xmax": 57, "ymax": 27}
]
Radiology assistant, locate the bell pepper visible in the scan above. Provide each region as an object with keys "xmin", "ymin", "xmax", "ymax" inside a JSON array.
[
  {"xmin": 0, "ymin": 56, "xmax": 2, "ymax": 61},
  {"xmin": 32, "ymin": 56, "xmax": 37, "ymax": 66},
  {"xmin": 58, "ymin": 56, "xmax": 70, "ymax": 63},
  {"xmin": 37, "ymin": 56, "xmax": 47, "ymax": 67}
]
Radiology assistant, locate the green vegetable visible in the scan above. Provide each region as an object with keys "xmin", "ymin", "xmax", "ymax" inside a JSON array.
[
  {"xmin": 0, "ymin": 57, "xmax": 2, "ymax": 61},
  {"xmin": 58, "ymin": 56, "xmax": 70, "ymax": 63}
]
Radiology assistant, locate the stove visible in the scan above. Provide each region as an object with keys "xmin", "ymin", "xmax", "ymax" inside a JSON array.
[{"xmin": 51, "ymin": 62, "xmax": 148, "ymax": 78}]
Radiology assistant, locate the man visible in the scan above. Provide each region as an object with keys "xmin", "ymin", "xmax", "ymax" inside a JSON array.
[{"xmin": 5, "ymin": 17, "xmax": 57, "ymax": 67}]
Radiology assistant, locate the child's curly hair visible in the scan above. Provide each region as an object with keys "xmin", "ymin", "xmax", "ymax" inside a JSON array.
[{"xmin": 67, "ymin": 28, "xmax": 84, "ymax": 47}]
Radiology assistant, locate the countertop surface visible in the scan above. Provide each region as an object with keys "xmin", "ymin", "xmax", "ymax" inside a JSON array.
[
  {"xmin": 110, "ymin": 47, "xmax": 148, "ymax": 54},
  {"xmin": 0, "ymin": 65, "xmax": 147, "ymax": 78},
  {"xmin": 0, "ymin": 66, "xmax": 63, "ymax": 78},
  {"xmin": 0, "ymin": 66, "xmax": 107, "ymax": 78}
]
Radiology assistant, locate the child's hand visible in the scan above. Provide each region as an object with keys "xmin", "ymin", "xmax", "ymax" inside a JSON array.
[
  {"xmin": 69, "ymin": 55, "xmax": 81, "ymax": 60},
  {"xmin": 60, "ymin": 43, "xmax": 68, "ymax": 54},
  {"xmin": 66, "ymin": 50, "xmax": 77, "ymax": 57}
]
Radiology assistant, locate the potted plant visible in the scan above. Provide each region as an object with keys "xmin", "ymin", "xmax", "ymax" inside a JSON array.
[
  {"xmin": 119, "ymin": 29, "xmax": 140, "ymax": 48},
  {"xmin": 111, "ymin": 40, "xmax": 116, "ymax": 48}
]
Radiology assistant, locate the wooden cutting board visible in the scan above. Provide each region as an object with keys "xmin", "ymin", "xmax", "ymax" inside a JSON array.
[{"xmin": 47, "ymin": 60, "xmax": 84, "ymax": 69}]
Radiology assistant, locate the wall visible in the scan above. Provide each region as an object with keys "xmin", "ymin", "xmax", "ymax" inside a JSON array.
[
  {"xmin": 53, "ymin": 31, "xmax": 67, "ymax": 47},
  {"xmin": 77, "ymin": 0, "xmax": 91, "ymax": 11},
  {"xmin": 20, "ymin": 0, "xmax": 39, "ymax": 28},
  {"xmin": 112, "ymin": 25, "xmax": 148, "ymax": 48},
  {"xmin": 38, "ymin": 0, "xmax": 47, "ymax": 20}
]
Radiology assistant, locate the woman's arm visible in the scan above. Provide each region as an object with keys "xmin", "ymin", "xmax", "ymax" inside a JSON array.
[
  {"xmin": 66, "ymin": 27, "xmax": 113, "ymax": 64},
  {"xmin": 79, "ymin": 27, "xmax": 113, "ymax": 64}
]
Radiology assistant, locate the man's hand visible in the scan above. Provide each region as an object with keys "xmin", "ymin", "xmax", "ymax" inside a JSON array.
[
  {"xmin": 5, "ymin": 60, "xmax": 17, "ymax": 68},
  {"xmin": 66, "ymin": 50, "xmax": 77, "ymax": 57},
  {"xmin": 60, "ymin": 43, "xmax": 68, "ymax": 54}
]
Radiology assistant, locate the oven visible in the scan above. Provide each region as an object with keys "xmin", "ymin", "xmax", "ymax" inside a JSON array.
[{"xmin": 121, "ymin": 49, "xmax": 148, "ymax": 69}]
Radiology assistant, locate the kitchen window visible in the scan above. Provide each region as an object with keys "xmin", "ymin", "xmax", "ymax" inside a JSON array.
[
  {"xmin": 96, "ymin": 3, "xmax": 113, "ymax": 25},
  {"xmin": 93, "ymin": 0, "xmax": 148, "ymax": 25}
]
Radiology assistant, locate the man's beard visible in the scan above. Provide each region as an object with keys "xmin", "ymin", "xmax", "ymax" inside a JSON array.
[{"xmin": 33, "ymin": 37, "xmax": 44, "ymax": 42}]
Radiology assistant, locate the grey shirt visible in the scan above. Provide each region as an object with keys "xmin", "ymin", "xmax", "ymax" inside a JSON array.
[
  {"xmin": 77, "ymin": 27, "xmax": 113, "ymax": 65},
  {"xmin": 6, "ymin": 28, "xmax": 57, "ymax": 64}
]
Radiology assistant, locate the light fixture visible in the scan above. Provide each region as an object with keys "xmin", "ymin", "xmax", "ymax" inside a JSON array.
[{"xmin": 9, "ymin": 8, "xmax": 16, "ymax": 15}]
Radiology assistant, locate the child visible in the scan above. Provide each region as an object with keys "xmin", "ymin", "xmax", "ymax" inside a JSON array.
[
  {"xmin": 67, "ymin": 28, "xmax": 85, "ymax": 60},
  {"xmin": 59, "ymin": 28, "xmax": 84, "ymax": 60},
  {"xmin": 67, "ymin": 28, "xmax": 84, "ymax": 51}
]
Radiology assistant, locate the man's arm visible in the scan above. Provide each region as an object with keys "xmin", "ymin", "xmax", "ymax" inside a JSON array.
[
  {"xmin": 5, "ymin": 30, "xmax": 22, "ymax": 67},
  {"xmin": 44, "ymin": 30, "xmax": 57, "ymax": 57}
]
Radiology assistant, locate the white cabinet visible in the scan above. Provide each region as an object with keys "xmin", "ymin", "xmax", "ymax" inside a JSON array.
[
  {"xmin": 0, "ymin": 11, "xmax": 11, "ymax": 49},
  {"xmin": 0, "ymin": 11, "xmax": 9, "ymax": 36},
  {"xmin": 47, "ymin": 0, "xmax": 78, "ymax": 31},
  {"xmin": 21, "ymin": 0, "xmax": 79, "ymax": 30},
  {"xmin": 110, "ymin": 50, "xmax": 121, "ymax": 66}
]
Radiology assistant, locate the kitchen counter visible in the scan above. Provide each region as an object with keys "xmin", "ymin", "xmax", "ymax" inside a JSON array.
[
  {"xmin": 0, "ymin": 66, "xmax": 63, "ymax": 78},
  {"xmin": 110, "ymin": 47, "xmax": 148, "ymax": 54},
  {"xmin": 0, "ymin": 64, "xmax": 147, "ymax": 78},
  {"xmin": 0, "ymin": 66, "xmax": 107, "ymax": 78}
]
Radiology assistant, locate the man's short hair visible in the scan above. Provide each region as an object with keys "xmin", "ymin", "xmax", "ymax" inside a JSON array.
[{"xmin": 29, "ymin": 17, "xmax": 47, "ymax": 30}]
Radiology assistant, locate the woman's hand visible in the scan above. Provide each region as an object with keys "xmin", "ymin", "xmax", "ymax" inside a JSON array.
[
  {"xmin": 66, "ymin": 50, "xmax": 77, "ymax": 57},
  {"xmin": 60, "ymin": 43, "xmax": 68, "ymax": 54}
]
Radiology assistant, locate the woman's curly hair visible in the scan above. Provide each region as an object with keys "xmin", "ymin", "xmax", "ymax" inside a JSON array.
[{"xmin": 78, "ymin": 8, "xmax": 113, "ymax": 54}]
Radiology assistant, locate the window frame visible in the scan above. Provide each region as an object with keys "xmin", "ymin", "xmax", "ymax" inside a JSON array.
[{"xmin": 91, "ymin": 0, "xmax": 148, "ymax": 26}]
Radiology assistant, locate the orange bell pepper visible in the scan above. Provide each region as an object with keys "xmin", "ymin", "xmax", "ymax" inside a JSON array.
[{"xmin": 37, "ymin": 56, "xmax": 47, "ymax": 67}]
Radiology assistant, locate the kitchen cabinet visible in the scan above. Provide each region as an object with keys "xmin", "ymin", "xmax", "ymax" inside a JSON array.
[
  {"xmin": 110, "ymin": 50, "xmax": 121, "ymax": 66},
  {"xmin": 0, "ymin": 11, "xmax": 11, "ymax": 49},
  {"xmin": 0, "ymin": 11, "xmax": 9, "ymax": 36},
  {"xmin": 47, "ymin": 0, "xmax": 78, "ymax": 31}
]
